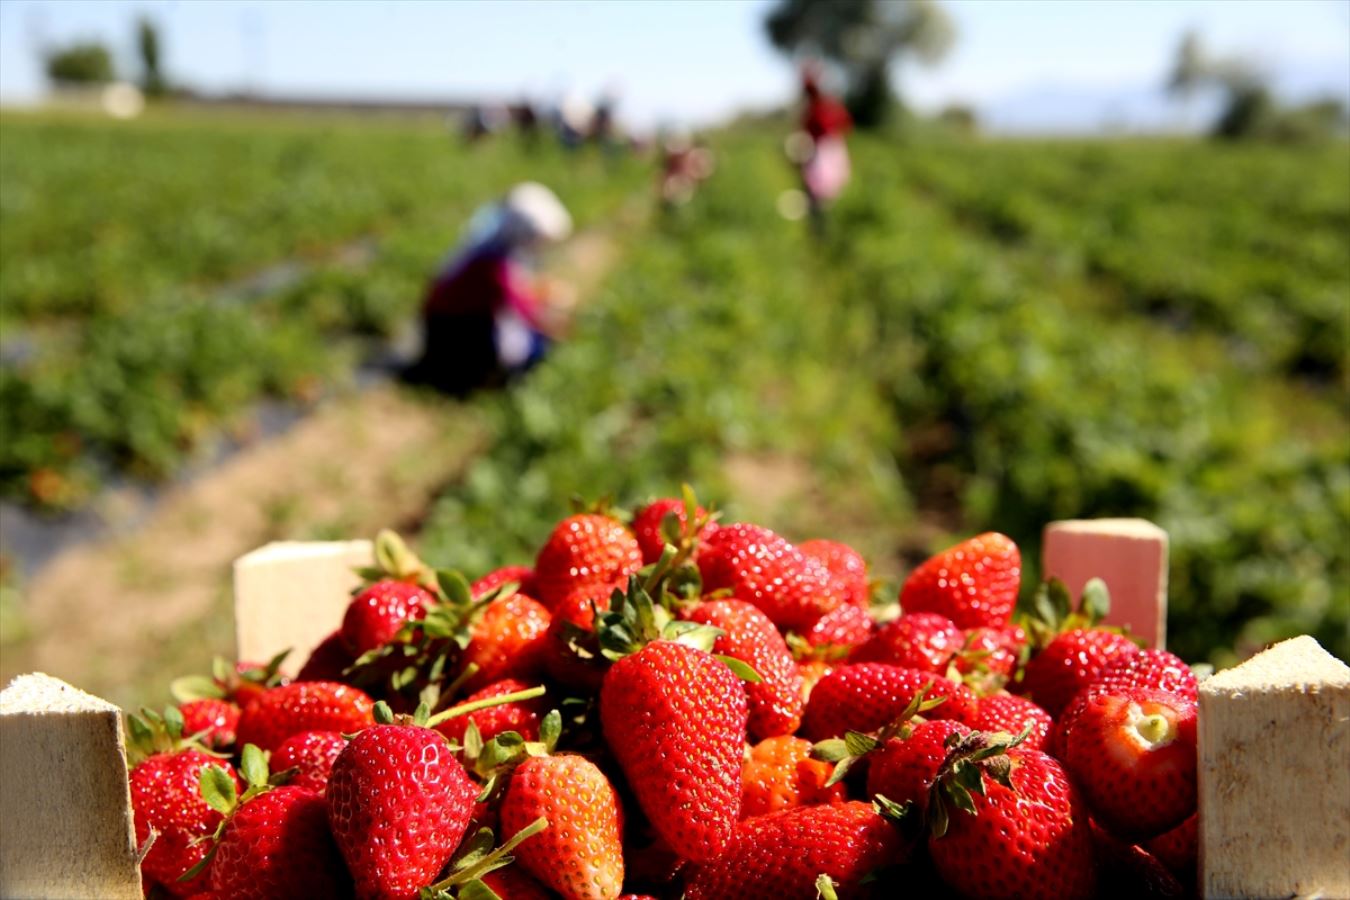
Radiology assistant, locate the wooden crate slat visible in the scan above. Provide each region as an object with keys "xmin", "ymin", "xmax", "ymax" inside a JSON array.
[
  {"xmin": 232, "ymin": 539, "xmax": 373, "ymax": 676},
  {"xmin": 1042, "ymin": 518, "xmax": 1168, "ymax": 648},
  {"xmin": 1198, "ymin": 635, "xmax": 1350, "ymax": 898},
  {"xmin": 0, "ymin": 673, "xmax": 142, "ymax": 899}
]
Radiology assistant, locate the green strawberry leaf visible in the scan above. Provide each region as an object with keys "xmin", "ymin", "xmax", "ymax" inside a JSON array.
[
  {"xmin": 170, "ymin": 675, "xmax": 225, "ymax": 703},
  {"xmin": 1081, "ymin": 577, "xmax": 1110, "ymax": 621},
  {"xmin": 815, "ymin": 874, "xmax": 840, "ymax": 900},
  {"xmin": 240, "ymin": 743, "xmax": 268, "ymax": 788},
  {"xmin": 843, "ymin": 730, "xmax": 878, "ymax": 757},
  {"xmin": 437, "ymin": 569, "xmax": 473, "ymax": 608},
  {"xmin": 539, "ymin": 709, "xmax": 562, "ymax": 753},
  {"xmin": 714, "ymin": 654, "xmax": 763, "ymax": 683},
  {"xmin": 872, "ymin": 793, "xmax": 912, "ymax": 823},
  {"xmin": 456, "ymin": 880, "xmax": 504, "ymax": 900},
  {"xmin": 199, "ymin": 764, "xmax": 238, "ymax": 817},
  {"xmin": 162, "ymin": 705, "xmax": 185, "ymax": 742},
  {"xmin": 811, "ymin": 738, "xmax": 850, "ymax": 762}
]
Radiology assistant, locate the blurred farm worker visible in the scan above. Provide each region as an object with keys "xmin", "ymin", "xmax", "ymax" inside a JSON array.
[
  {"xmin": 787, "ymin": 67, "xmax": 853, "ymax": 223},
  {"xmin": 409, "ymin": 183, "xmax": 573, "ymax": 395},
  {"xmin": 658, "ymin": 131, "xmax": 716, "ymax": 208}
]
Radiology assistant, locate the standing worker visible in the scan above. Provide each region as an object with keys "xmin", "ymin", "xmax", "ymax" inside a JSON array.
[
  {"xmin": 789, "ymin": 67, "xmax": 853, "ymax": 227},
  {"xmin": 408, "ymin": 183, "xmax": 573, "ymax": 396}
]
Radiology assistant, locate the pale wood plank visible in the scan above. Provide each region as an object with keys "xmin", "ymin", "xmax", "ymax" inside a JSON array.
[{"xmin": 1042, "ymin": 518, "xmax": 1168, "ymax": 648}]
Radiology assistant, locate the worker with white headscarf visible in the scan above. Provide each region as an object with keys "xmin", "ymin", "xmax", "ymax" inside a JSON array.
[{"xmin": 410, "ymin": 183, "xmax": 573, "ymax": 394}]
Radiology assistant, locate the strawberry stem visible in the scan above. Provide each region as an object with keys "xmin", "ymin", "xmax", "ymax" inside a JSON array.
[{"xmin": 425, "ymin": 686, "xmax": 546, "ymax": 728}]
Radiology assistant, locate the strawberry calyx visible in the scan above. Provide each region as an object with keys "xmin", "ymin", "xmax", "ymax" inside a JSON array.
[
  {"xmin": 1021, "ymin": 577, "xmax": 1116, "ymax": 650},
  {"xmin": 811, "ymin": 682, "xmax": 949, "ymax": 786},
  {"xmin": 126, "ymin": 705, "xmax": 228, "ymax": 763},
  {"xmin": 460, "ymin": 709, "xmax": 564, "ymax": 807},
  {"xmin": 352, "ymin": 529, "xmax": 441, "ymax": 592},
  {"xmin": 419, "ymin": 817, "xmax": 549, "ymax": 899},
  {"xmin": 169, "ymin": 649, "xmax": 290, "ymax": 705},
  {"xmin": 926, "ymin": 725, "xmax": 1034, "ymax": 839},
  {"xmin": 178, "ymin": 742, "xmax": 293, "ymax": 883},
  {"xmin": 785, "ymin": 631, "xmax": 854, "ymax": 664}
]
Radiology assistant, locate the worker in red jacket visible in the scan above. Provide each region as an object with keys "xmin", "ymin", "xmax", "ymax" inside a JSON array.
[
  {"xmin": 794, "ymin": 68, "xmax": 853, "ymax": 222},
  {"xmin": 408, "ymin": 183, "xmax": 572, "ymax": 395}
]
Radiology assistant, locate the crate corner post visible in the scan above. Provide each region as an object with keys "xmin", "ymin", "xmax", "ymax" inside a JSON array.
[
  {"xmin": 1041, "ymin": 518, "xmax": 1168, "ymax": 648},
  {"xmin": 0, "ymin": 673, "xmax": 143, "ymax": 900},
  {"xmin": 232, "ymin": 539, "xmax": 374, "ymax": 677},
  {"xmin": 1198, "ymin": 635, "xmax": 1350, "ymax": 899}
]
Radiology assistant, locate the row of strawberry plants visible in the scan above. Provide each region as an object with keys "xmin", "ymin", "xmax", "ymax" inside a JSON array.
[
  {"xmin": 836, "ymin": 136, "xmax": 1348, "ymax": 666},
  {"xmin": 1, "ymin": 112, "xmax": 644, "ymax": 507},
  {"xmin": 419, "ymin": 130, "xmax": 1346, "ymax": 666},
  {"xmin": 901, "ymin": 138, "xmax": 1349, "ymax": 380}
]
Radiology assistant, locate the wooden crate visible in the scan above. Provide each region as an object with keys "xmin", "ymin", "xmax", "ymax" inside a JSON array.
[{"xmin": 2, "ymin": 524, "xmax": 1347, "ymax": 899}]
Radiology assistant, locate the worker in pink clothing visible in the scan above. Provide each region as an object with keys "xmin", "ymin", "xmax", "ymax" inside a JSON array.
[
  {"xmin": 409, "ymin": 183, "xmax": 572, "ymax": 395},
  {"xmin": 791, "ymin": 68, "xmax": 853, "ymax": 225}
]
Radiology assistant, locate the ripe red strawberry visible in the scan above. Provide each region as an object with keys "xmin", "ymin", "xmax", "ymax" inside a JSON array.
[
  {"xmin": 799, "ymin": 538, "xmax": 870, "ymax": 607},
  {"xmin": 1144, "ymin": 813, "xmax": 1197, "ymax": 882},
  {"xmin": 801, "ymin": 663, "xmax": 977, "ymax": 741},
  {"xmin": 340, "ymin": 580, "xmax": 436, "ymax": 656},
  {"xmin": 456, "ymin": 592, "xmax": 551, "ymax": 692},
  {"xmin": 236, "ymin": 682, "xmax": 374, "ymax": 754},
  {"xmin": 971, "ymin": 692, "xmax": 1054, "ymax": 753},
  {"xmin": 1092, "ymin": 649, "xmax": 1198, "ymax": 702},
  {"xmin": 929, "ymin": 747, "xmax": 1096, "ymax": 899},
  {"xmin": 600, "ymin": 640, "xmax": 748, "ymax": 861},
  {"xmin": 208, "ymin": 786, "xmax": 350, "ymax": 899},
  {"xmin": 1019, "ymin": 628, "xmax": 1138, "ymax": 717},
  {"xmin": 434, "ymin": 678, "xmax": 547, "ymax": 745},
  {"xmin": 542, "ymin": 585, "xmax": 611, "ymax": 690},
  {"xmin": 272, "ymin": 730, "xmax": 346, "ymax": 794},
  {"xmin": 955, "ymin": 624, "xmax": 1027, "ymax": 681},
  {"xmin": 851, "ymin": 612, "xmax": 963, "ymax": 672},
  {"xmin": 471, "ymin": 564, "xmax": 537, "ymax": 599},
  {"xmin": 179, "ymin": 698, "xmax": 240, "ymax": 750},
  {"xmin": 479, "ymin": 868, "xmax": 553, "ymax": 899},
  {"xmin": 632, "ymin": 496, "xmax": 714, "ymax": 564},
  {"xmin": 685, "ymin": 599, "xmax": 804, "ymax": 739},
  {"xmin": 900, "ymin": 532, "xmax": 1021, "ymax": 629},
  {"xmin": 683, "ymin": 801, "xmax": 905, "ymax": 899},
  {"xmin": 865, "ymin": 718, "xmax": 971, "ymax": 813},
  {"xmin": 1054, "ymin": 687, "xmax": 1197, "ymax": 840},
  {"xmin": 499, "ymin": 754, "xmax": 625, "ymax": 900},
  {"xmin": 216, "ymin": 658, "xmax": 288, "ymax": 708},
  {"xmin": 802, "ymin": 602, "xmax": 874, "ymax": 650},
  {"xmin": 741, "ymin": 735, "xmax": 848, "ymax": 818},
  {"xmin": 296, "ymin": 631, "xmax": 356, "ymax": 683},
  {"xmin": 326, "ymin": 723, "xmax": 479, "ymax": 900},
  {"xmin": 533, "ymin": 513, "xmax": 643, "ymax": 610},
  {"xmin": 130, "ymin": 749, "xmax": 241, "ymax": 896},
  {"xmin": 697, "ymin": 523, "xmax": 842, "ymax": 632},
  {"xmin": 1089, "ymin": 819, "xmax": 1187, "ymax": 899}
]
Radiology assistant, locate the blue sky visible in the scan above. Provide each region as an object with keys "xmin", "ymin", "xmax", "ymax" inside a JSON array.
[{"xmin": 1, "ymin": 0, "xmax": 1346, "ymax": 132}]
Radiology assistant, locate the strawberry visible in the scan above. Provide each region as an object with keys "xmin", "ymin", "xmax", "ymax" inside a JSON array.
[
  {"xmin": 682, "ymin": 801, "xmax": 904, "ymax": 899},
  {"xmin": 970, "ymin": 692, "xmax": 1053, "ymax": 753},
  {"xmin": 851, "ymin": 612, "xmax": 963, "ymax": 672},
  {"xmin": 499, "ymin": 754, "xmax": 625, "ymax": 900},
  {"xmin": 1144, "ymin": 813, "xmax": 1197, "ymax": 883},
  {"xmin": 478, "ymin": 868, "xmax": 553, "ymax": 899},
  {"xmin": 340, "ymin": 580, "xmax": 436, "ymax": 656},
  {"xmin": 900, "ymin": 532, "xmax": 1021, "ymax": 629},
  {"xmin": 600, "ymin": 640, "xmax": 748, "ymax": 861},
  {"xmin": 208, "ymin": 786, "xmax": 350, "ymax": 899},
  {"xmin": 456, "ymin": 592, "xmax": 551, "ymax": 692},
  {"xmin": 697, "ymin": 523, "xmax": 841, "ymax": 632},
  {"xmin": 1054, "ymin": 687, "xmax": 1197, "ymax": 840},
  {"xmin": 326, "ymin": 721, "xmax": 479, "ymax": 900},
  {"xmin": 741, "ymin": 735, "xmax": 848, "ymax": 819},
  {"xmin": 297, "ymin": 631, "xmax": 356, "ymax": 682},
  {"xmin": 865, "ymin": 718, "xmax": 971, "ymax": 814},
  {"xmin": 1019, "ymin": 628, "xmax": 1138, "ymax": 717},
  {"xmin": 533, "ymin": 513, "xmax": 643, "ymax": 610},
  {"xmin": 179, "ymin": 698, "xmax": 240, "ymax": 750},
  {"xmin": 130, "ymin": 749, "xmax": 241, "ymax": 896},
  {"xmin": 928, "ymin": 745, "xmax": 1096, "ymax": 900},
  {"xmin": 471, "ymin": 564, "xmax": 537, "ymax": 599},
  {"xmin": 1092, "ymin": 649, "xmax": 1199, "ymax": 702},
  {"xmin": 236, "ymin": 682, "xmax": 374, "ymax": 754},
  {"xmin": 799, "ymin": 538, "xmax": 870, "ymax": 607},
  {"xmin": 801, "ymin": 663, "xmax": 976, "ymax": 741},
  {"xmin": 632, "ymin": 496, "xmax": 713, "ymax": 564},
  {"xmin": 955, "ymin": 624, "xmax": 1026, "ymax": 682},
  {"xmin": 434, "ymin": 678, "xmax": 547, "ymax": 746},
  {"xmin": 1089, "ymin": 819, "xmax": 1187, "ymax": 899},
  {"xmin": 801, "ymin": 602, "xmax": 874, "ymax": 650},
  {"xmin": 685, "ymin": 599, "xmax": 804, "ymax": 739},
  {"xmin": 542, "ymin": 585, "xmax": 611, "ymax": 690},
  {"xmin": 272, "ymin": 730, "xmax": 346, "ymax": 794}
]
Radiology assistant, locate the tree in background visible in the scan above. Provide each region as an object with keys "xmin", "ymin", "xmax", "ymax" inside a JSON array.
[
  {"xmin": 44, "ymin": 42, "xmax": 115, "ymax": 86},
  {"xmin": 137, "ymin": 16, "xmax": 168, "ymax": 98},
  {"xmin": 1166, "ymin": 30, "xmax": 1346, "ymax": 142},
  {"xmin": 765, "ymin": 0, "xmax": 955, "ymax": 128}
]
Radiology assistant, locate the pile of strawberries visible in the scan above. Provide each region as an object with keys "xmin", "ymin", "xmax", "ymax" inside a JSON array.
[{"xmin": 130, "ymin": 491, "xmax": 1201, "ymax": 899}]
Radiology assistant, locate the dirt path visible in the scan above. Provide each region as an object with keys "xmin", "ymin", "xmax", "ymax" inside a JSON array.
[{"xmin": 0, "ymin": 215, "xmax": 633, "ymax": 708}]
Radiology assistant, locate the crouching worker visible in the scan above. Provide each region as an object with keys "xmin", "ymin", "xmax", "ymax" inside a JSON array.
[{"xmin": 408, "ymin": 183, "xmax": 573, "ymax": 395}]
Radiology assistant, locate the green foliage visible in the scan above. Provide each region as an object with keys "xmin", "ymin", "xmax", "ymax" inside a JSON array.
[{"xmin": 44, "ymin": 42, "xmax": 114, "ymax": 85}]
